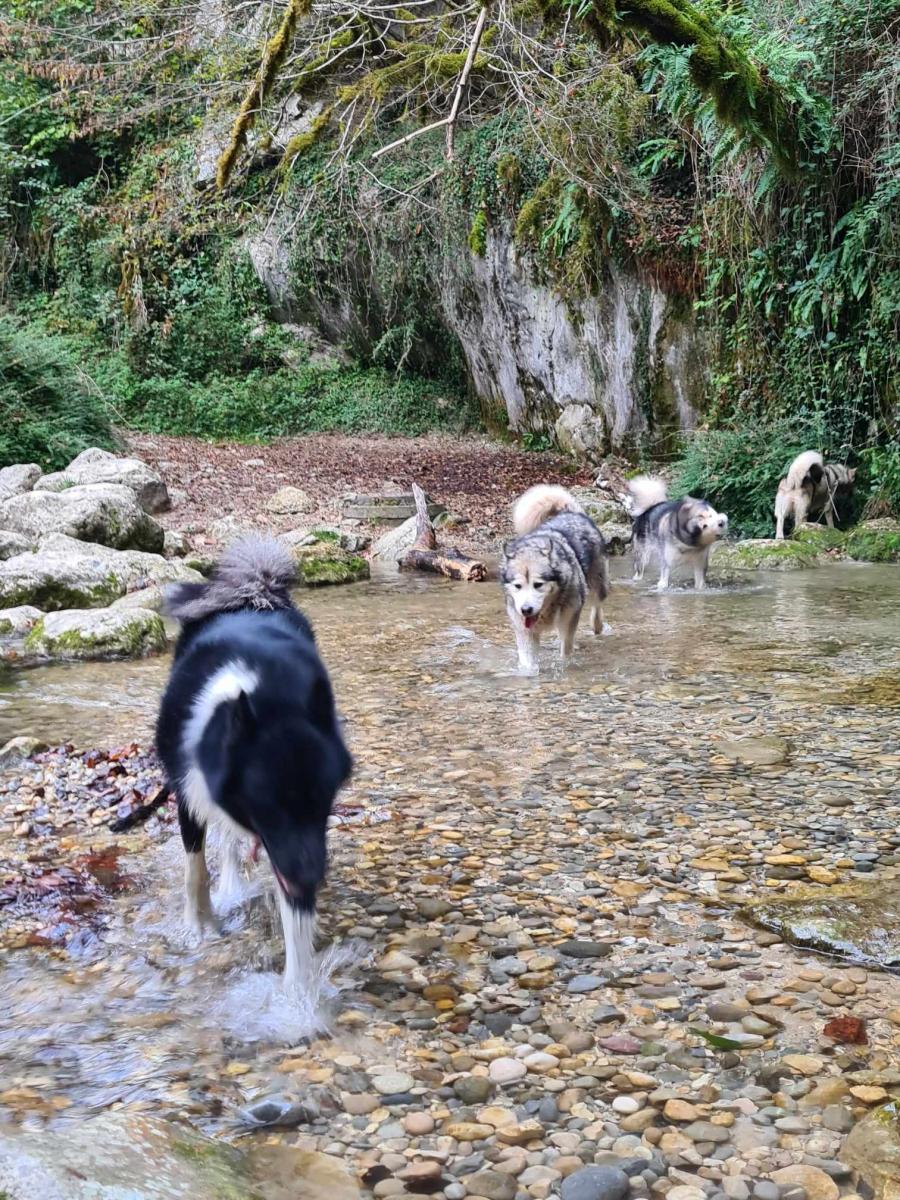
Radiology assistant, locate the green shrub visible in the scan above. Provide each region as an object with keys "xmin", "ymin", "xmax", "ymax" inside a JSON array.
[
  {"xmin": 0, "ymin": 314, "xmax": 114, "ymax": 469},
  {"xmin": 672, "ymin": 417, "xmax": 827, "ymax": 538},
  {"xmin": 115, "ymin": 361, "xmax": 475, "ymax": 439},
  {"xmin": 858, "ymin": 444, "xmax": 900, "ymax": 518}
]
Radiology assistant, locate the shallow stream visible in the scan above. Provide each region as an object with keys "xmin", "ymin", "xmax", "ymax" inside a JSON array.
[{"xmin": 0, "ymin": 560, "xmax": 898, "ymax": 1131}]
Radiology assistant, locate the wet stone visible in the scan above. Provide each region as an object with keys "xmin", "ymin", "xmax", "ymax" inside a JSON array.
[{"xmin": 560, "ymin": 1166, "xmax": 631, "ymax": 1200}]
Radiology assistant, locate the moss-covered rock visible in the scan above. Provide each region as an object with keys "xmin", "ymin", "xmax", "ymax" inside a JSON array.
[
  {"xmin": 844, "ymin": 519, "xmax": 900, "ymax": 563},
  {"xmin": 712, "ymin": 538, "xmax": 822, "ymax": 571},
  {"xmin": 292, "ymin": 538, "xmax": 370, "ymax": 586},
  {"xmin": 0, "ymin": 534, "xmax": 202, "ymax": 610},
  {"xmin": 840, "ymin": 1101, "xmax": 900, "ymax": 1200},
  {"xmin": 0, "ymin": 483, "xmax": 164, "ymax": 551},
  {"xmin": 791, "ymin": 524, "xmax": 849, "ymax": 552},
  {"xmin": 776, "ymin": 519, "xmax": 900, "ymax": 563},
  {"xmin": 25, "ymin": 606, "xmax": 167, "ymax": 660}
]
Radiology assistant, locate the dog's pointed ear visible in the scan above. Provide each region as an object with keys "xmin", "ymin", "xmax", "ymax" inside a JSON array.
[{"xmin": 501, "ymin": 540, "xmax": 514, "ymax": 558}]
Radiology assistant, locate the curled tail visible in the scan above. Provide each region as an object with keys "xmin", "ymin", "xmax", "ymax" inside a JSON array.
[
  {"xmin": 627, "ymin": 475, "xmax": 668, "ymax": 517},
  {"xmin": 512, "ymin": 485, "xmax": 584, "ymax": 535},
  {"xmin": 785, "ymin": 450, "xmax": 824, "ymax": 491},
  {"xmin": 165, "ymin": 535, "xmax": 296, "ymax": 623}
]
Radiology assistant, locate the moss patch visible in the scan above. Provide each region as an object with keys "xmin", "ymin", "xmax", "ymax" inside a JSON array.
[
  {"xmin": 792, "ymin": 525, "xmax": 848, "ymax": 552},
  {"xmin": 844, "ymin": 527, "xmax": 900, "ymax": 563}
]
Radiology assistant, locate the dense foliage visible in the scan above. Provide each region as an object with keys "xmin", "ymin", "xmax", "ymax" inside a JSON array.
[
  {"xmin": 0, "ymin": 0, "xmax": 897, "ymax": 523},
  {"xmin": 0, "ymin": 315, "xmax": 114, "ymax": 468}
]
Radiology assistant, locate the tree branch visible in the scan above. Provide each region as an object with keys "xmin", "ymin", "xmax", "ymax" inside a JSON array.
[
  {"xmin": 445, "ymin": 4, "xmax": 489, "ymax": 161},
  {"xmin": 370, "ymin": 3, "xmax": 489, "ymax": 163}
]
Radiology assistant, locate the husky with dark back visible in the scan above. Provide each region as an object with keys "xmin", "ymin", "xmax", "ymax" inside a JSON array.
[
  {"xmin": 501, "ymin": 485, "xmax": 609, "ymax": 672},
  {"xmin": 774, "ymin": 450, "xmax": 856, "ymax": 539},
  {"xmin": 629, "ymin": 477, "xmax": 728, "ymax": 590},
  {"xmin": 156, "ymin": 537, "xmax": 351, "ymax": 988}
]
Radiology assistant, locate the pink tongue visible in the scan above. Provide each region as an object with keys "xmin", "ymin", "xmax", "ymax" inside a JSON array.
[
  {"xmin": 524, "ymin": 615, "xmax": 537, "ymax": 629},
  {"xmin": 273, "ymin": 866, "xmax": 297, "ymax": 896}
]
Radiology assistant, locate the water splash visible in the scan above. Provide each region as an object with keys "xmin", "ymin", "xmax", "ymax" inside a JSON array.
[{"xmin": 210, "ymin": 937, "xmax": 369, "ymax": 1043}]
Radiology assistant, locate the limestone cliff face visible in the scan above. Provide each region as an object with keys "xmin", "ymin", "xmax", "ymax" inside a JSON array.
[
  {"xmin": 247, "ymin": 218, "xmax": 706, "ymax": 460},
  {"xmin": 441, "ymin": 232, "xmax": 705, "ymax": 456}
]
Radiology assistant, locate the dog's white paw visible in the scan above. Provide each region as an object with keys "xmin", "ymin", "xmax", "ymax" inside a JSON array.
[
  {"xmin": 600, "ymin": 622, "xmax": 613, "ymax": 636},
  {"xmin": 517, "ymin": 660, "xmax": 540, "ymax": 676}
]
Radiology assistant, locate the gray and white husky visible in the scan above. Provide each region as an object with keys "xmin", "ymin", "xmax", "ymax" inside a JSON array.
[
  {"xmin": 501, "ymin": 485, "xmax": 609, "ymax": 672},
  {"xmin": 629, "ymin": 476, "xmax": 728, "ymax": 590},
  {"xmin": 774, "ymin": 451, "xmax": 856, "ymax": 539}
]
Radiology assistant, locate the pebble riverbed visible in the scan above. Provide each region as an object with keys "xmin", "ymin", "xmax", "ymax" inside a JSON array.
[{"xmin": 0, "ymin": 560, "xmax": 898, "ymax": 1200}]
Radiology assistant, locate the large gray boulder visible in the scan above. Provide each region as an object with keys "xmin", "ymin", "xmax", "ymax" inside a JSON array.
[
  {"xmin": 0, "ymin": 530, "xmax": 34, "ymax": 561},
  {"xmin": 34, "ymin": 447, "xmax": 170, "ymax": 513},
  {"xmin": 25, "ymin": 606, "xmax": 166, "ymax": 660},
  {"xmin": 0, "ymin": 483, "xmax": 164, "ymax": 551},
  {"xmin": 0, "ymin": 463, "xmax": 41, "ymax": 499},
  {"xmin": 0, "ymin": 533, "xmax": 202, "ymax": 610},
  {"xmin": 0, "ymin": 1111, "xmax": 360, "ymax": 1200}
]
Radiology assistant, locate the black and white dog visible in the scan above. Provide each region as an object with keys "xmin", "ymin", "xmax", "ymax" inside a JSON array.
[
  {"xmin": 628, "ymin": 476, "xmax": 728, "ymax": 590},
  {"xmin": 156, "ymin": 537, "xmax": 351, "ymax": 986}
]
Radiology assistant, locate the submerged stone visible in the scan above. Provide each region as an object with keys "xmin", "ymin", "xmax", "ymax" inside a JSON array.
[
  {"xmin": 840, "ymin": 1102, "xmax": 900, "ymax": 1199},
  {"xmin": 716, "ymin": 736, "xmax": 789, "ymax": 766},
  {"xmin": 0, "ymin": 1112, "xmax": 359, "ymax": 1200},
  {"xmin": 743, "ymin": 879, "xmax": 900, "ymax": 969}
]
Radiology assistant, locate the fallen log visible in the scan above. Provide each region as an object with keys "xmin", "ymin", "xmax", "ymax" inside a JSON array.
[
  {"xmin": 399, "ymin": 481, "xmax": 486, "ymax": 581},
  {"xmin": 400, "ymin": 547, "xmax": 487, "ymax": 581}
]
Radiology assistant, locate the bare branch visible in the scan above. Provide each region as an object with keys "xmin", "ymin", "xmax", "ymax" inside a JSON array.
[{"xmin": 445, "ymin": 4, "xmax": 489, "ymax": 160}]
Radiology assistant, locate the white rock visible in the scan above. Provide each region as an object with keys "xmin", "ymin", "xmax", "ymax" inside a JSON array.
[
  {"xmin": 0, "ymin": 484, "xmax": 163, "ymax": 551},
  {"xmin": 34, "ymin": 448, "xmax": 169, "ymax": 513},
  {"xmin": 0, "ymin": 464, "xmax": 41, "ymax": 499},
  {"xmin": 0, "ymin": 533, "xmax": 201, "ymax": 611},
  {"xmin": 370, "ymin": 516, "xmax": 418, "ymax": 562},
  {"xmin": 489, "ymin": 1058, "xmax": 528, "ymax": 1086}
]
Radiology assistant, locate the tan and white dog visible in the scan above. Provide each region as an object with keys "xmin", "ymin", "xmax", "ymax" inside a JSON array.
[{"xmin": 774, "ymin": 451, "xmax": 857, "ymax": 539}]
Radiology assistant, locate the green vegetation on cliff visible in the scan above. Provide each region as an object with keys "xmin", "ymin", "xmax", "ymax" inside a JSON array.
[{"xmin": 0, "ymin": 0, "xmax": 897, "ymax": 524}]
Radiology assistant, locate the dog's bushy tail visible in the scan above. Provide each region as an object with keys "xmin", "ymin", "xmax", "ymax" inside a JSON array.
[
  {"xmin": 627, "ymin": 475, "xmax": 668, "ymax": 517},
  {"xmin": 785, "ymin": 450, "xmax": 824, "ymax": 491},
  {"xmin": 512, "ymin": 485, "xmax": 584, "ymax": 535},
  {"xmin": 165, "ymin": 536, "xmax": 296, "ymax": 624}
]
